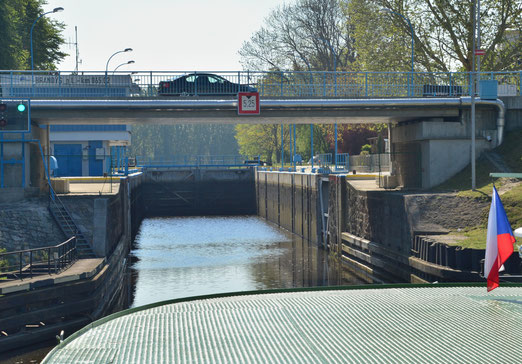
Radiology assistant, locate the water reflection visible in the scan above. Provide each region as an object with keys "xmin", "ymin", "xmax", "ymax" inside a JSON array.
[{"xmin": 130, "ymin": 216, "xmax": 361, "ymax": 307}]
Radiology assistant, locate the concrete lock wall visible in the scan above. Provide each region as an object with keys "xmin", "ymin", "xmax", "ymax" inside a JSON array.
[
  {"xmin": 256, "ymin": 171, "xmax": 321, "ymax": 245},
  {"xmin": 141, "ymin": 168, "xmax": 256, "ymax": 216}
]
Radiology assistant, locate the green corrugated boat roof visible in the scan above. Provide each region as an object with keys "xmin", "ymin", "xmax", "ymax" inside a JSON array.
[{"xmin": 43, "ymin": 284, "xmax": 522, "ymax": 363}]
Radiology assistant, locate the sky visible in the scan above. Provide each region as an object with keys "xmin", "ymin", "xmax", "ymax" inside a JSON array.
[{"xmin": 44, "ymin": 0, "xmax": 285, "ymax": 72}]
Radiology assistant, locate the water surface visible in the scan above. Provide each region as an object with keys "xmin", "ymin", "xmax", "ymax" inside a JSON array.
[{"xmin": 130, "ymin": 216, "xmax": 360, "ymax": 307}]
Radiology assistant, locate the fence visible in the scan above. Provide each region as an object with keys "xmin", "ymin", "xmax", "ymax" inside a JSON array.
[
  {"xmin": 0, "ymin": 236, "xmax": 77, "ymax": 281},
  {"xmin": 349, "ymin": 154, "xmax": 391, "ymax": 173},
  {"xmin": 136, "ymin": 155, "xmax": 262, "ymax": 168},
  {"xmin": 1, "ymin": 70, "xmax": 520, "ymax": 99}
]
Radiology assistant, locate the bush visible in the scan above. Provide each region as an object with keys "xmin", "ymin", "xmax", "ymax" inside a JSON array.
[{"xmin": 361, "ymin": 144, "xmax": 372, "ymax": 154}]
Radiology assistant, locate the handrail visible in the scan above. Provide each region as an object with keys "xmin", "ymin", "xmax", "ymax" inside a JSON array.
[
  {"xmin": 0, "ymin": 236, "xmax": 76, "ymax": 257},
  {"xmin": 0, "ymin": 236, "xmax": 77, "ymax": 281},
  {"xmin": 1, "ymin": 70, "xmax": 520, "ymax": 98}
]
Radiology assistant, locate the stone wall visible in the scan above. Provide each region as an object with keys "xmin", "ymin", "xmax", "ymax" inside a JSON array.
[
  {"xmin": 344, "ymin": 183, "xmax": 411, "ymax": 254},
  {"xmin": 0, "ymin": 198, "xmax": 64, "ymax": 251}
]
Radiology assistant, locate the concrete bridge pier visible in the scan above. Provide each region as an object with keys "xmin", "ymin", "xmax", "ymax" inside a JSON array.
[{"xmin": 387, "ymin": 101, "xmax": 504, "ymax": 189}]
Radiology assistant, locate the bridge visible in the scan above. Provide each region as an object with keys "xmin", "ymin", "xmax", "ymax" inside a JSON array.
[
  {"xmin": 0, "ymin": 69, "xmax": 520, "ymax": 191},
  {"xmin": 2, "ymin": 70, "xmax": 520, "ymax": 100}
]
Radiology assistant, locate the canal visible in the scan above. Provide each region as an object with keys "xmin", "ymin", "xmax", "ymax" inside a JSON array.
[
  {"xmin": 2, "ymin": 215, "xmax": 361, "ymax": 363},
  {"xmin": 130, "ymin": 215, "xmax": 362, "ymax": 307}
]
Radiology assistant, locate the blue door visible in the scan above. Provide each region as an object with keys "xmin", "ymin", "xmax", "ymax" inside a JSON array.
[
  {"xmin": 88, "ymin": 141, "xmax": 103, "ymax": 176},
  {"xmin": 54, "ymin": 144, "xmax": 82, "ymax": 176}
]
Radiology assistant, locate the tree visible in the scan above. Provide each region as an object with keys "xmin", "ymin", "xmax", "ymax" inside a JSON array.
[
  {"xmin": 239, "ymin": 0, "xmax": 355, "ymax": 72},
  {"xmin": 0, "ymin": 0, "xmax": 66, "ymax": 70},
  {"xmin": 235, "ymin": 124, "xmax": 284, "ymax": 164},
  {"xmin": 129, "ymin": 124, "xmax": 239, "ymax": 159},
  {"xmin": 346, "ymin": 0, "xmax": 522, "ymax": 72}
]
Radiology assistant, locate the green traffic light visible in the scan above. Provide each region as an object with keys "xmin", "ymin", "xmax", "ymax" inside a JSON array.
[{"xmin": 17, "ymin": 103, "xmax": 26, "ymax": 112}]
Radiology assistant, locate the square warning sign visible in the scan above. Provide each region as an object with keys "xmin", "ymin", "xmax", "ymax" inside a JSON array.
[{"xmin": 238, "ymin": 92, "xmax": 260, "ymax": 115}]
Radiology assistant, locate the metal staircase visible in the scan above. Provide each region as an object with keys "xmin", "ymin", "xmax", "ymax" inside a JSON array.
[{"xmin": 48, "ymin": 194, "xmax": 96, "ymax": 259}]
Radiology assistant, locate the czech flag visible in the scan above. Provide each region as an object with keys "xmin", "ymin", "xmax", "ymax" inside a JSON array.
[{"xmin": 484, "ymin": 186, "xmax": 515, "ymax": 292}]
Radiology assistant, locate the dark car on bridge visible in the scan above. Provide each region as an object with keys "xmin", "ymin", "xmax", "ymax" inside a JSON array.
[{"xmin": 158, "ymin": 73, "xmax": 257, "ymax": 96}]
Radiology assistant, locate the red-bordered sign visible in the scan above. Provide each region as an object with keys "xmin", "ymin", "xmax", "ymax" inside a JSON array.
[
  {"xmin": 238, "ymin": 92, "xmax": 260, "ymax": 115},
  {"xmin": 475, "ymin": 49, "xmax": 486, "ymax": 56}
]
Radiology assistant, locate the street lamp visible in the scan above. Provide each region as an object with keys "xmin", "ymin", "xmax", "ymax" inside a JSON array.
[
  {"xmin": 30, "ymin": 7, "xmax": 64, "ymax": 71},
  {"xmin": 105, "ymin": 48, "xmax": 133, "ymax": 76},
  {"xmin": 112, "ymin": 60, "xmax": 135, "ymax": 75},
  {"xmin": 316, "ymin": 37, "xmax": 339, "ymax": 169},
  {"xmin": 105, "ymin": 48, "xmax": 132, "ymax": 94}
]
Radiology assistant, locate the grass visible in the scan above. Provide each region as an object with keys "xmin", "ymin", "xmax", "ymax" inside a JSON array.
[{"xmin": 434, "ymin": 130, "xmax": 522, "ymax": 249}]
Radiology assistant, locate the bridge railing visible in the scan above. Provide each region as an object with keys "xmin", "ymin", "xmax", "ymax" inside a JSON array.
[{"xmin": 1, "ymin": 70, "xmax": 520, "ymax": 99}]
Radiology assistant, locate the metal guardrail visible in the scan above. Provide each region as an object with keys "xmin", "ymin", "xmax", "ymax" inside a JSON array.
[
  {"xmin": 0, "ymin": 236, "xmax": 77, "ymax": 281},
  {"xmin": 136, "ymin": 155, "xmax": 263, "ymax": 168},
  {"xmin": 1, "ymin": 70, "xmax": 520, "ymax": 99},
  {"xmin": 350, "ymin": 154, "xmax": 391, "ymax": 173}
]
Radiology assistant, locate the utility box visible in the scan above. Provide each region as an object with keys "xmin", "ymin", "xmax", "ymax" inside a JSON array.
[{"xmin": 479, "ymin": 80, "xmax": 498, "ymax": 100}]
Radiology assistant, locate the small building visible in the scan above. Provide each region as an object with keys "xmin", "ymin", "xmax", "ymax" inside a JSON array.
[{"xmin": 50, "ymin": 125, "xmax": 131, "ymax": 177}]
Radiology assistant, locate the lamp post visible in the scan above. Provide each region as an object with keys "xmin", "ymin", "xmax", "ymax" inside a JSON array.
[
  {"xmin": 381, "ymin": 8, "xmax": 414, "ymax": 96},
  {"xmin": 112, "ymin": 60, "xmax": 135, "ymax": 75},
  {"xmin": 105, "ymin": 48, "xmax": 132, "ymax": 95},
  {"xmin": 30, "ymin": 7, "xmax": 64, "ymax": 71},
  {"xmin": 316, "ymin": 37, "xmax": 339, "ymax": 170},
  {"xmin": 471, "ymin": 0, "xmax": 478, "ymax": 190},
  {"xmin": 105, "ymin": 48, "xmax": 133, "ymax": 76}
]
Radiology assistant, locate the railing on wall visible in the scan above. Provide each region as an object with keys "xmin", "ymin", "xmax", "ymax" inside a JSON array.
[
  {"xmin": 349, "ymin": 154, "xmax": 391, "ymax": 173},
  {"xmin": 0, "ymin": 236, "xmax": 77, "ymax": 281},
  {"xmin": 1, "ymin": 70, "xmax": 520, "ymax": 99},
  {"xmin": 135, "ymin": 155, "xmax": 262, "ymax": 169}
]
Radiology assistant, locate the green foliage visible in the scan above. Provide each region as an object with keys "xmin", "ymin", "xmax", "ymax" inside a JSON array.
[
  {"xmin": 454, "ymin": 183, "xmax": 522, "ymax": 249},
  {"xmin": 235, "ymin": 124, "xmax": 333, "ymax": 164},
  {"xmin": 235, "ymin": 124, "xmax": 283, "ymax": 164},
  {"xmin": 129, "ymin": 124, "xmax": 239, "ymax": 159},
  {"xmin": 345, "ymin": 0, "xmax": 522, "ymax": 72},
  {"xmin": 361, "ymin": 144, "xmax": 372, "ymax": 153},
  {"xmin": 0, "ymin": 0, "xmax": 66, "ymax": 70}
]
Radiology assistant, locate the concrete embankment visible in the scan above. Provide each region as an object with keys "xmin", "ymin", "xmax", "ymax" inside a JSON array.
[
  {"xmin": 0, "ymin": 168, "xmax": 259, "ymax": 355},
  {"xmin": 326, "ymin": 176, "xmax": 521, "ymax": 283},
  {"xmin": 0, "ymin": 174, "xmax": 142, "ymax": 355},
  {"xmin": 255, "ymin": 170, "xmax": 520, "ymax": 284}
]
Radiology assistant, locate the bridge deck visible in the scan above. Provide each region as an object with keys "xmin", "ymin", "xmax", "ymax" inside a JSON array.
[{"xmin": 43, "ymin": 284, "xmax": 522, "ymax": 363}]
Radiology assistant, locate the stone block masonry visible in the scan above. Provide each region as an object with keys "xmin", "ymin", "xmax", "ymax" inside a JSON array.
[{"xmin": 0, "ymin": 198, "xmax": 65, "ymax": 251}]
